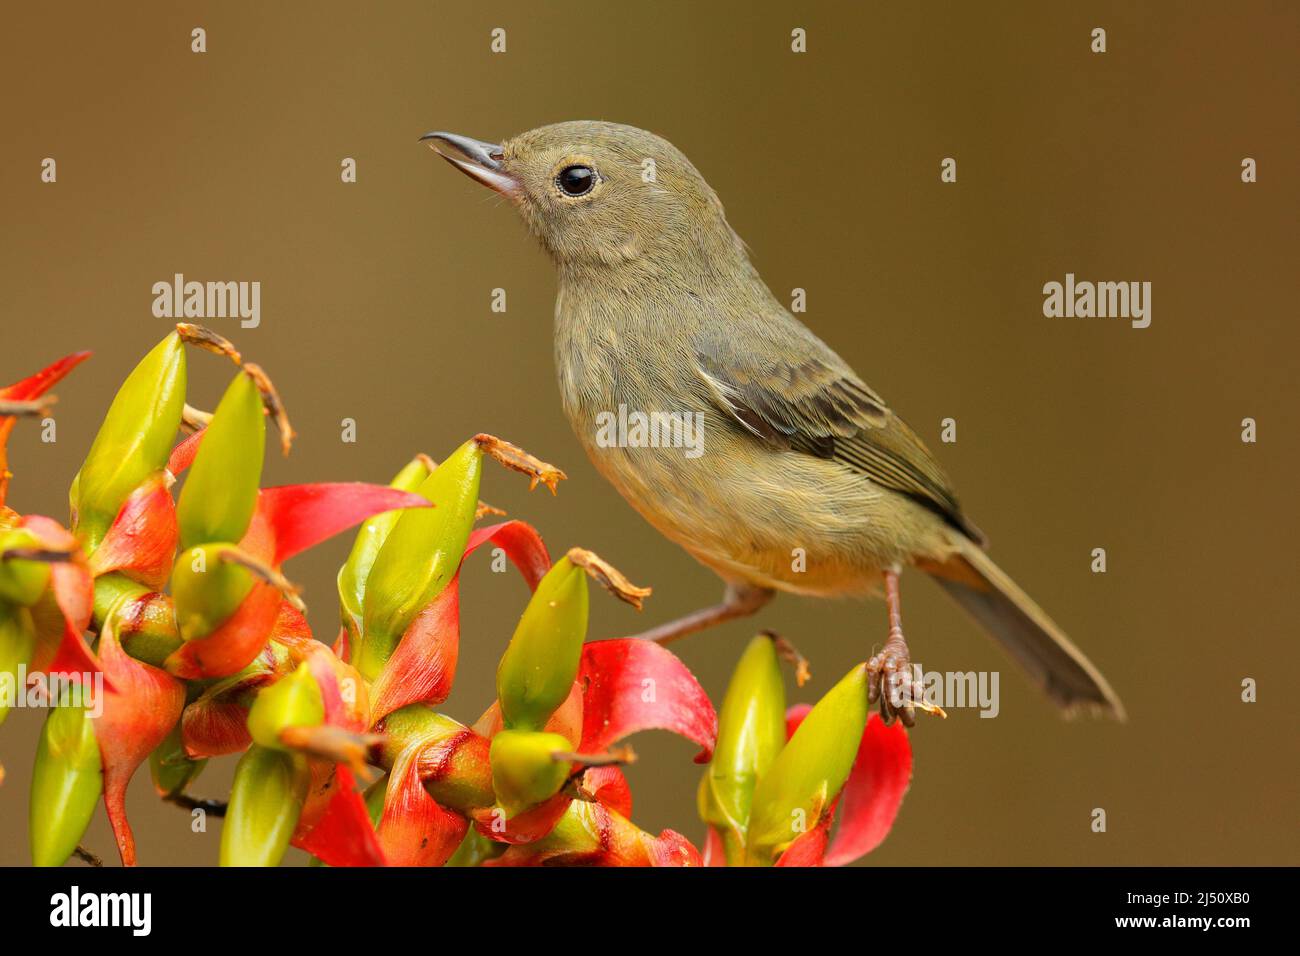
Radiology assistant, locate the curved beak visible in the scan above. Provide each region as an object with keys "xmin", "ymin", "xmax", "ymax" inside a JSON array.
[{"xmin": 420, "ymin": 131, "xmax": 521, "ymax": 199}]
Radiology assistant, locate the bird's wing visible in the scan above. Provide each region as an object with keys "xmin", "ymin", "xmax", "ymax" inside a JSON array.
[{"xmin": 693, "ymin": 322, "xmax": 984, "ymax": 543}]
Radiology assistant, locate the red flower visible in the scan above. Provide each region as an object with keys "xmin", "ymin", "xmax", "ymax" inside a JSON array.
[
  {"xmin": 365, "ymin": 520, "xmax": 550, "ymax": 722},
  {"xmin": 0, "ymin": 351, "xmax": 90, "ymax": 509},
  {"xmin": 761, "ymin": 705, "xmax": 912, "ymax": 867},
  {"xmin": 164, "ymin": 450, "xmax": 433, "ymax": 680},
  {"xmin": 93, "ymin": 619, "xmax": 185, "ymax": 866}
]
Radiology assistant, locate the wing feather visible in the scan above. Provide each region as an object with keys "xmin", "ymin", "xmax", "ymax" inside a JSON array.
[{"xmin": 695, "ymin": 332, "xmax": 984, "ymax": 544}]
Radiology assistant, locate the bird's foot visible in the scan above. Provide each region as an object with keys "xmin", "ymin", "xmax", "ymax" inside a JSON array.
[
  {"xmin": 867, "ymin": 639, "xmax": 933, "ymax": 728},
  {"xmin": 869, "ymin": 570, "xmax": 946, "ymax": 728}
]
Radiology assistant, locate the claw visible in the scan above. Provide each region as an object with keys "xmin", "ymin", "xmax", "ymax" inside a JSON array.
[
  {"xmin": 868, "ymin": 569, "xmax": 945, "ymax": 727},
  {"xmin": 870, "ymin": 651, "xmax": 923, "ymax": 726}
]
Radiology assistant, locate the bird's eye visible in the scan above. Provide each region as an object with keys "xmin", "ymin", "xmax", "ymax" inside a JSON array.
[{"xmin": 557, "ymin": 165, "xmax": 595, "ymax": 196}]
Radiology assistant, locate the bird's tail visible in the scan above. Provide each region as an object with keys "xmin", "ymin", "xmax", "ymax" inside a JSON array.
[{"xmin": 919, "ymin": 536, "xmax": 1125, "ymax": 720}]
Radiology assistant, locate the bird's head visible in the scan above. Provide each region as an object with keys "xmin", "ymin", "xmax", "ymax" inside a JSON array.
[{"xmin": 422, "ymin": 121, "xmax": 746, "ymax": 278}]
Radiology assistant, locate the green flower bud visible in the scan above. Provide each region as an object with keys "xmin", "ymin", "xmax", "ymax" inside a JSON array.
[
  {"xmin": 357, "ymin": 441, "xmax": 482, "ymax": 680},
  {"xmin": 220, "ymin": 745, "xmax": 309, "ymax": 867},
  {"xmin": 445, "ymin": 827, "xmax": 507, "ymax": 867},
  {"xmin": 746, "ymin": 663, "xmax": 869, "ymax": 865},
  {"xmin": 0, "ymin": 604, "xmax": 36, "ymax": 727},
  {"xmin": 30, "ymin": 703, "xmax": 103, "ymax": 867},
  {"xmin": 171, "ymin": 544, "xmax": 253, "ymax": 641},
  {"xmin": 91, "ymin": 572, "xmax": 149, "ymax": 629},
  {"xmin": 246, "ymin": 661, "xmax": 324, "ymax": 751},
  {"xmin": 377, "ymin": 705, "xmax": 494, "ymax": 811},
  {"xmin": 489, "ymin": 729, "xmax": 573, "ymax": 818},
  {"xmin": 698, "ymin": 634, "xmax": 786, "ymax": 865},
  {"xmin": 495, "ymin": 557, "xmax": 588, "ymax": 732},
  {"xmin": 95, "ymin": 579, "xmax": 181, "ymax": 667},
  {"xmin": 377, "ymin": 703, "xmax": 466, "ymax": 757},
  {"xmin": 149, "ymin": 721, "xmax": 206, "ymax": 796},
  {"xmin": 362, "ymin": 775, "xmax": 387, "ymax": 827},
  {"xmin": 0, "ymin": 529, "xmax": 53, "ymax": 606},
  {"xmin": 177, "ymin": 371, "xmax": 265, "ymax": 550},
  {"xmin": 72, "ymin": 333, "xmax": 186, "ymax": 551},
  {"xmin": 338, "ymin": 456, "xmax": 431, "ymax": 640}
]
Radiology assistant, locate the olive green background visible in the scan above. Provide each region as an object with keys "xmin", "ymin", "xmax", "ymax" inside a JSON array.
[{"xmin": 1, "ymin": 1, "xmax": 1296, "ymax": 866}]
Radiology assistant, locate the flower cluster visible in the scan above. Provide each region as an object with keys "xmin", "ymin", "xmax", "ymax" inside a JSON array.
[{"xmin": 0, "ymin": 328, "xmax": 912, "ymax": 867}]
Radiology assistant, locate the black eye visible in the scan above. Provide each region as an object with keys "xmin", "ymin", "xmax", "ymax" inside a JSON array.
[{"xmin": 557, "ymin": 165, "xmax": 595, "ymax": 196}]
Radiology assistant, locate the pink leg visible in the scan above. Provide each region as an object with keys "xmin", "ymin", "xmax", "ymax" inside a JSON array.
[{"xmin": 867, "ymin": 570, "xmax": 927, "ymax": 727}]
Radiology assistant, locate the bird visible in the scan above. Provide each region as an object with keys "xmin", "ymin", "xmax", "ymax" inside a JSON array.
[{"xmin": 421, "ymin": 121, "xmax": 1124, "ymax": 724}]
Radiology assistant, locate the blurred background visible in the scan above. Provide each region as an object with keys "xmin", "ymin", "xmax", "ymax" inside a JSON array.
[{"xmin": 1, "ymin": 0, "xmax": 1296, "ymax": 865}]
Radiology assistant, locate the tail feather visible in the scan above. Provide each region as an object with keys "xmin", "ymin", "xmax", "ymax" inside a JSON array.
[{"xmin": 921, "ymin": 538, "xmax": 1125, "ymax": 720}]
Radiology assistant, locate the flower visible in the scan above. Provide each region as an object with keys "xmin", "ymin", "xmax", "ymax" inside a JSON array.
[
  {"xmin": 699, "ymin": 634, "xmax": 913, "ymax": 867},
  {"xmin": 5, "ymin": 326, "xmax": 905, "ymax": 871}
]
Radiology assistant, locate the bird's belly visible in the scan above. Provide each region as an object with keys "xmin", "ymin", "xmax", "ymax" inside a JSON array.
[{"xmin": 573, "ymin": 422, "xmax": 950, "ymax": 597}]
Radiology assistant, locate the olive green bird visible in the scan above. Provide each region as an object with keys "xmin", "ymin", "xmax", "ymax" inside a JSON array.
[{"xmin": 422, "ymin": 121, "xmax": 1124, "ymax": 724}]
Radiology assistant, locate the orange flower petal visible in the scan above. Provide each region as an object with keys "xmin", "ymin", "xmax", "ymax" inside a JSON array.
[
  {"xmin": 86, "ymin": 474, "xmax": 178, "ymax": 589},
  {"xmin": 294, "ymin": 765, "xmax": 386, "ymax": 867},
  {"xmin": 164, "ymin": 582, "xmax": 282, "ymax": 679},
  {"xmin": 94, "ymin": 622, "xmax": 185, "ymax": 865},
  {"xmin": 368, "ymin": 575, "xmax": 459, "ymax": 723},
  {"xmin": 377, "ymin": 737, "xmax": 468, "ymax": 866}
]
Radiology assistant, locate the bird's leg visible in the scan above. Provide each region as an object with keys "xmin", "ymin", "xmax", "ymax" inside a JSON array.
[
  {"xmin": 630, "ymin": 582, "xmax": 775, "ymax": 646},
  {"xmin": 868, "ymin": 569, "xmax": 927, "ymax": 727}
]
